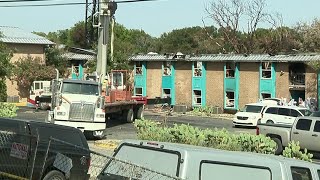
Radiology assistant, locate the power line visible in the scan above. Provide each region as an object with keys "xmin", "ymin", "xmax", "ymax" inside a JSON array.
[
  {"xmin": 0, "ymin": 0, "xmax": 163, "ymax": 7},
  {"xmin": 0, "ymin": 2, "xmax": 88, "ymax": 7},
  {"xmin": 0, "ymin": 0, "xmax": 61, "ymax": 3}
]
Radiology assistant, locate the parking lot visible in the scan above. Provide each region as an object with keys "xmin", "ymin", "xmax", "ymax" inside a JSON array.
[{"xmin": 16, "ymin": 107, "xmax": 256, "ymax": 141}]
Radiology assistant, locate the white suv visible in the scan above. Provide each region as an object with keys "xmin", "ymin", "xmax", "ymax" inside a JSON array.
[
  {"xmin": 233, "ymin": 103, "xmax": 267, "ymax": 127},
  {"xmin": 260, "ymin": 105, "xmax": 311, "ymax": 125}
]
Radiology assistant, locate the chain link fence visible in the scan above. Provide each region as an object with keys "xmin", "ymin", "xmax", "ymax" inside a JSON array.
[
  {"xmin": 45, "ymin": 138, "xmax": 182, "ymax": 180},
  {"xmin": 0, "ymin": 130, "xmax": 38, "ymax": 180},
  {"xmin": 0, "ymin": 129, "xmax": 182, "ymax": 180}
]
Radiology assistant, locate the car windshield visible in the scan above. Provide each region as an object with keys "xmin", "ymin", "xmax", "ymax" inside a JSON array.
[
  {"xmin": 299, "ymin": 109, "xmax": 312, "ymax": 116},
  {"xmin": 242, "ymin": 105, "xmax": 263, "ymax": 113},
  {"xmin": 61, "ymin": 82, "xmax": 99, "ymax": 95}
]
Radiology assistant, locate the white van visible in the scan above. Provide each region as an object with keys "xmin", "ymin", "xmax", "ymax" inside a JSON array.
[
  {"xmin": 98, "ymin": 139, "xmax": 320, "ymax": 180},
  {"xmin": 233, "ymin": 103, "xmax": 267, "ymax": 127},
  {"xmin": 260, "ymin": 105, "xmax": 312, "ymax": 125}
]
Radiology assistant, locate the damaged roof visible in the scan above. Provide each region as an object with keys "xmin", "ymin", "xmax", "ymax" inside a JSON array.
[
  {"xmin": 0, "ymin": 26, "xmax": 54, "ymax": 45},
  {"xmin": 129, "ymin": 53, "xmax": 320, "ymax": 62}
]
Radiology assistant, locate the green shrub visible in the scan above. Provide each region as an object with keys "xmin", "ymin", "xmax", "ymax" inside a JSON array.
[
  {"xmin": 282, "ymin": 141, "xmax": 313, "ymax": 162},
  {"xmin": 0, "ymin": 103, "xmax": 18, "ymax": 118},
  {"xmin": 0, "ymin": 80, "xmax": 7, "ymax": 102},
  {"xmin": 134, "ymin": 120, "xmax": 276, "ymax": 154}
]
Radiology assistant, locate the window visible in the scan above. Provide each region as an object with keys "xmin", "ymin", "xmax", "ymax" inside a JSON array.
[
  {"xmin": 291, "ymin": 167, "xmax": 312, "ymax": 180},
  {"xmin": 225, "ymin": 91, "xmax": 235, "ymax": 108},
  {"xmin": 261, "ymin": 93, "xmax": 271, "ymax": 99},
  {"xmin": 194, "ymin": 61, "xmax": 202, "ymax": 77},
  {"xmin": 135, "ymin": 87, "xmax": 143, "ymax": 96},
  {"xmin": 278, "ymin": 108, "xmax": 290, "ymax": 116},
  {"xmin": 265, "ymin": 107, "xmax": 278, "ymax": 114},
  {"xmin": 262, "ymin": 62, "xmax": 272, "ymax": 78},
  {"xmin": 291, "ymin": 109, "xmax": 301, "ymax": 117},
  {"xmin": 200, "ymin": 162, "xmax": 271, "ymax": 180},
  {"xmin": 225, "ymin": 62, "xmax": 235, "ymax": 78},
  {"xmin": 135, "ymin": 61, "xmax": 143, "ymax": 75},
  {"xmin": 163, "ymin": 61, "xmax": 172, "ymax": 76},
  {"xmin": 314, "ymin": 121, "xmax": 320, "ymax": 132},
  {"xmin": 163, "ymin": 89, "xmax": 171, "ymax": 98},
  {"xmin": 243, "ymin": 105, "xmax": 264, "ymax": 113},
  {"xmin": 296, "ymin": 119, "xmax": 312, "ymax": 131},
  {"xmin": 193, "ymin": 90, "xmax": 202, "ymax": 106}
]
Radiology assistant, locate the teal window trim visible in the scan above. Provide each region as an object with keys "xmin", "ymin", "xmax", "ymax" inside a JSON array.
[
  {"xmin": 260, "ymin": 62, "xmax": 273, "ymax": 79},
  {"xmin": 134, "ymin": 61, "xmax": 143, "ymax": 76},
  {"xmin": 223, "ymin": 62, "xmax": 239, "ymax": 109},
  {"xmin": 134, "ymin": 87, "xmax": 143, "ymax": 96},
  {"xmin": 192, "ymin": 89, "xmax": 202, "ymax": 107},
  {"xmin": 225, "ymin": 62, "xmax": 236, "ymax": 79},
  {"xmin": 224, "ymin": 90, "xmax": 236, "ymax": 109},
  {"xmin": 193, "ymin": 61, "xmax": 203, "ymax": 77},
  {"xmin": 259, "ymin": 62, "xmax": 276, "ymax": 99},
  {"xmin": 162, "ymin": 61, "xmax": 172, "ymax": 77},
  {"xmin": 162, "ymin": 88, "xmax": 172, "ymax": 98}
]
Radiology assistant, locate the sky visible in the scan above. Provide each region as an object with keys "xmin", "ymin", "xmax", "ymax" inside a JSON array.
[{"xmin": 0, "ymin": 0, "xmax": 320, "ymax": 37}]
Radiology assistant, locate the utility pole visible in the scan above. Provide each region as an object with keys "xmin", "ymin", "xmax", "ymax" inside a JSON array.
[{"xmin": 95, "ymin": 0, "xmax": 117, "ymax": 84}]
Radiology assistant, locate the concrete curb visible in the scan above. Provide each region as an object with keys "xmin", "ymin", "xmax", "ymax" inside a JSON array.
[{"xmin": 94, "ymin": 139, "xmax": 121, "ymax": 150}]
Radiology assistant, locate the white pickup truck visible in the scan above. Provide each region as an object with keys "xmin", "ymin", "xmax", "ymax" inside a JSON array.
[{"xmin": 257, "ymin": 116, "xmax": 320, "ymax": 155}]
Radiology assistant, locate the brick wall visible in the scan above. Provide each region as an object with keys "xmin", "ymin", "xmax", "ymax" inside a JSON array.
[
  {"xmin": 5, "ymin": 43, "xmax": 46, "ymax": 102},
  {"xmin": 175, "ymin": 61, "xmax": 192, "ymax": 106},
  {"xmin": 276, "ymin": 63, "xmax": 290, "ymax": 99},
  {"xmin": 146, "ymin": 61, "xmax": 162, "ymax": 98},
  {"xmin": 305, "ymin": 65, "xmax": 317, "ymax": 98},
  {"xmin": 206, "ymin": 62, "xmax": 224, "ymax": 108},
  {"xmin": 239, "ymin": 63, "xmax": 259, "ymax": 108}
]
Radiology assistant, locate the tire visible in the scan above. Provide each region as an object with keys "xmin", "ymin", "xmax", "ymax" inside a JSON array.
[
  {"xmin": 43, "ymin": 170, "xmax": 66, "ymax": 180},
  {"xmin": 271, "ymin": 137, "xmax": 283, "ymax": 155},
  {"xmin": 266, "ymin": 120, "xmax": 274, "ymax": 124},
  {"xmin": 135, "ymin": 106, "xmax": 144, "ymax": 120},
  {"xmin": 40, "ymin": 102, "xmax": 48, "ymax": 110},
  {"xmin": 124, "ymin": 109, "xmax": 134, "ymax": 123}
]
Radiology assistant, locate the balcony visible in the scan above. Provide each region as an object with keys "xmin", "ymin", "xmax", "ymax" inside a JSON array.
[{"xmin": 289, "ymin": 73, "xmax": 305, "ymax": 90}]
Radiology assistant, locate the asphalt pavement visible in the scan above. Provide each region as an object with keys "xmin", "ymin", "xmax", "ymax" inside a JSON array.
[{"xmin": 15, "ymin": 107, "xmax": 255, "ymax": 140}]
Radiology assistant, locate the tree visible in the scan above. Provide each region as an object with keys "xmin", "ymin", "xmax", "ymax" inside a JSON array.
[
  {"xmin": 45, "ymin": 47, "xmax": 68, "ymax": 77},
  {"xmin": 0, "ymin": 36, "xmax": 13, "ymax": 102},
  {"xmin": 12, "ymin": 56, "xmax": 56, "ymax": 97},
  {"xmin": 296, "ymin": 18, "xmax": 320, "ymax": 52},
  {"xmin": 205, "ymin": 0, "xmax": 276, "ymax": 53}
]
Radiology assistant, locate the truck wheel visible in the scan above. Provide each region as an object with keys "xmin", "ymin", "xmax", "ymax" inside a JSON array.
[
  {"xmin": 135, "ymin": 106, "xmax": 144, "ymax": 120},
  {"xmin": 266, "ymin": 120, "xmax": 274, "ymax": 124},
  {"xmin": 40, "ymin": 102, "xmax": 48, "ymax": 110},
  {"xmin": 271, "ymin": 137, "xmax": 283, "ymax": 155},
  {"xmin": 43, "ymin": 170, "xmax": 66, "ymax": 180},
  {"xmin": 125, "ymin": 109, "xmax": 134, "ymax": 123}
]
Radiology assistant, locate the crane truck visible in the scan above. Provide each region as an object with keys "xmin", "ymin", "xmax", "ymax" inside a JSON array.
[{"xmin": 47, "ymin": 69, "xmax": 145, "ymax": 139}]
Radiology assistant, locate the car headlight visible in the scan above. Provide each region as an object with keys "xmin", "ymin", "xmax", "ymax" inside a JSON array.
[
  {"xmin": 96, "ymin": 114, "xmax": 105, "ymax": 118},
  {"xmin": 57, "ymin": 112, "xmax": 66, "ymax": 116}
]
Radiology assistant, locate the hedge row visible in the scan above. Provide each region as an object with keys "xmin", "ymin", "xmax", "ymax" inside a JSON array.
[
  {"xmin": 134, "ymin": 120, "xmax": 276, "ymax": 154},
  {"xmin": 0, "ymin": 103, "xmax": 18, "ymax": 118},
  {"xmin": 134, "ymin": 120, "xmax": 313, "ymax": 162}
]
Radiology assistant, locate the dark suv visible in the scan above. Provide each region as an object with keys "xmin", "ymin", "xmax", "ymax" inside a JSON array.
[{"xmin": 0, "ymin": 118, "xmax": 91, "ymax": 180}]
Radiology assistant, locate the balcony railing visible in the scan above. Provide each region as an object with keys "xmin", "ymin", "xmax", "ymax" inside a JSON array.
[{"xmin": 289, "ymin": 73, "xmax": 305, "ymax": 86}]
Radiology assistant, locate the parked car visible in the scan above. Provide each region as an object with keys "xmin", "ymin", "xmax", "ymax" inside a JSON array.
[
  {"xmin": 233, "ymin": 103, "xmax": 267, "ymax": 127},
  {"xmin": 0, "ymin": 118, "xmax": 91, "ymax": 180},
  {"xmin": 97, "ymin": 139, "xmax": 320, "ymax": 180},
  {"xmin": 257, "ymin": 116, "xmax": 320, "ymax": 155},
  {"xmin": 260, "ymin": 105, "xmax": 311, "ymax": 125}
]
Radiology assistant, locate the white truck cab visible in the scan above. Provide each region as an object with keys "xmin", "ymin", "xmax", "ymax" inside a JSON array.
[{"xmin": 48, "ymin": 79, "xmax": 106, "ymax": 139}]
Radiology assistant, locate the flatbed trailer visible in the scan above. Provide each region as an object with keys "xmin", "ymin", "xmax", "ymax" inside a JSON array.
[{"xmin": 104, "ymin": 100, "xmax": 145, "ymax": 123}]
